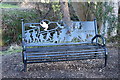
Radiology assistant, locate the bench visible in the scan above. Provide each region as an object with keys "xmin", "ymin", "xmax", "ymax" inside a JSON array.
[{"xmin": 21, "ymin": 19, "xmax": 108, "ymax": 71}]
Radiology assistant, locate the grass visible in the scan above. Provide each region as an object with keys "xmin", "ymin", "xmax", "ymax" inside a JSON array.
[
  {"xmin": 0, "ymin": 3, "xmax": 19, "ymax": 8},
  {"xmin": 0, "ymin": 44, "xmax": 22, "ymax": 55}
]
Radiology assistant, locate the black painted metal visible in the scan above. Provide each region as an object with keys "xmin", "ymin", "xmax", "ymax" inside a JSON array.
[
  {"xmin": 21, "ymin": 19, "xmax": 108, "ymax": 72},
  {"xmin": 91, "ymin": 34, "xmax": 106, "ymax": 46},
  {"xmin": 26, "ymin": 56, "xmax": 105, "ymax": 64},
  {"xmin": 94, "ymin": 19, "xmax": 98, "ymax": 44},
  {"xmin": 27, "ymin": 55, "xmax": 104, "ymax": 61}
]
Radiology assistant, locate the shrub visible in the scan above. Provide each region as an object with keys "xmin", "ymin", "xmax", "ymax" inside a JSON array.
[{"xmin": 2, "ymin": 9, "xmax": 40, "ymax": 46}]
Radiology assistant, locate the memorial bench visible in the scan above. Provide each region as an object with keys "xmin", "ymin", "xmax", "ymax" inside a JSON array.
[{"xmin": 21, "ymin": 19, "xmax": 108, "ymax": 71}]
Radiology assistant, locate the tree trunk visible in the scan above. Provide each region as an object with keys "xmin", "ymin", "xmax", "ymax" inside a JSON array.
[
  {"xmin": 71, "ymin": 2, "xmax": 95, "ymax": 21},
  {"xmin": 71, "ymin": 2, "xmax": 87, "ymax": 21},
  {"xmin": 59, "ymin": 0, "xmax": 72, "ymax": 33},
  {"xmin": 60, "ymin": 0, "xmax": 71, "ymax": 22}
]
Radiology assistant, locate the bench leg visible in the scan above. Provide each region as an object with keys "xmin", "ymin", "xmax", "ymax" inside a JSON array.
[
  {"xmin": 22, "ymin": 51, "xmax": 27, "ymax": 72},
  {"xmin": 22, "ymin": 51, "xmax": 24, "ymax": 63},
  {"xmin": 94, "ymin": 53, "xmax": 97, "ymax": 57},
  {"xmin": 104, "ymin": 54, "xmax": 107, "ymax": 67},
  {"xmin": 24, "ymin": 62, "xmax": 27, "ymax": 72}
]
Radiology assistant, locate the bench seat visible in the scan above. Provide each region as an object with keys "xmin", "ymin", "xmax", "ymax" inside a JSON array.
[{"xmin": 23, "ymin": 43, "xmax": 105, "ymax": 65}]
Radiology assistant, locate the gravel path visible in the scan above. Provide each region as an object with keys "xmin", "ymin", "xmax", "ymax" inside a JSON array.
[{"xmin": 2, "ymin": 47, "xmax": 118, "ymax": 78}]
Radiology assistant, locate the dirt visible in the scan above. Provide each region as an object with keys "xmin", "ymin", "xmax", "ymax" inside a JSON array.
[{"xmin": 1, "ymin": 47, "xmax": 118, "ymax": 78}]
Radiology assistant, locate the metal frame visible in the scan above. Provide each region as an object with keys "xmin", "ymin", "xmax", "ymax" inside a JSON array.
[{"xmin": 21, "ymin": 19, "xmax": 108, "ymax": 72}]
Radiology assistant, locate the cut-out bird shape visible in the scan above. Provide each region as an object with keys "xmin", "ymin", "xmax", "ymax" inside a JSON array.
[{"xmin": 40, "ymin": 21, "xmax": 49, "ymax": 31}]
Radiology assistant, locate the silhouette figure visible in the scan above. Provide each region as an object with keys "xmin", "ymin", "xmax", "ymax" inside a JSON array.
[
  {"xmin": 39, "ymin": 33, "xmax": 45, "ymax": 42},
  {"xmin": 25, "ymin": 30, "xmax": 32, "ymax": 43},
  {"xmin": 53, "ymin": 31, "xmax": 58, "ymax": 43},
  {"xmin": 45, "ymin": 32, "xmax": 51, "ymax": 42},
  {"xmin": 58, "ymin": 28, "xmax": 67, "ymax": 42},
  {"xmin": 32, "ymin": 30, "xmax": 39, "ymax": 42}
]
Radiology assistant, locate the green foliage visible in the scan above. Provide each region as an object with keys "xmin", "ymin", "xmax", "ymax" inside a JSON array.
[
  {"xmin": 88, "ymin": 2, "xmax": 118, "ymax": 36},
  {"xmin": 51, "ymin": 2, "xmax": 63, "ymax": 20},
  {"xmin": 2, "ymin": 2, "xmax": 63, "ymax": 46},
  {"xmin": 0, "ymin": 44, "xmax": 22, "ymax": 55},
  {"xmin": 107, "ymin": 35, "xmax": 118, "ymax": 42},
  {"xmin": 0, "ymin": 3, "xmax": 19, "ymax": 8},
  {"xmin": 0, "ymin": 28, "xmax": 2, "ymax": 46},
  {"xmin": 34, "ymin": 2, "xmax": 62, "ymax": 21},
  {"xmin": 52, "ymin": 3, "xmax": 60, "ymax": 12},
  {"xmin": 2, "ymin": 9, "xmax": 40, "ymax": 45}
]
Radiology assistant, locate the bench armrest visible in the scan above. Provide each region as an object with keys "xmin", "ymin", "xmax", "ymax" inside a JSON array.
[{"xmin": 91, "ymin": 35, "xmax": 106, "ymax": 46}]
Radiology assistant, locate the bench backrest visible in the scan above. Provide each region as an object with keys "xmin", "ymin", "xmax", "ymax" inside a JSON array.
[{"xmin": 21, "ymin": 19, "xmax": 98, "ymax": 45}]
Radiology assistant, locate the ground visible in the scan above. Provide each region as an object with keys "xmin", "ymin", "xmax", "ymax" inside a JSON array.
[{"xmin": 1, "ymin": 47, "xmax": 118, "ymax": 78}]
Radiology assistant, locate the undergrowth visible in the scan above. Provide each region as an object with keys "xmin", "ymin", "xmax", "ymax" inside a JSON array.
[
  {"xmin": 0, "ymin": 44, "xmax": 22, "ymax": 55},
  {"xmin": 2, "ymin": 9, "xmax": 40, "ymax": 46},
  {"xmin": 0, "ymin": 3, "xmax": 19, "ymax": 8}
]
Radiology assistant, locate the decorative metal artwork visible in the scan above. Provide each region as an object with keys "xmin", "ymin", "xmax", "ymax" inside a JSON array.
[{"xmin": 23, "ymin": 20, "xmax": 96, "ymax": 44}]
